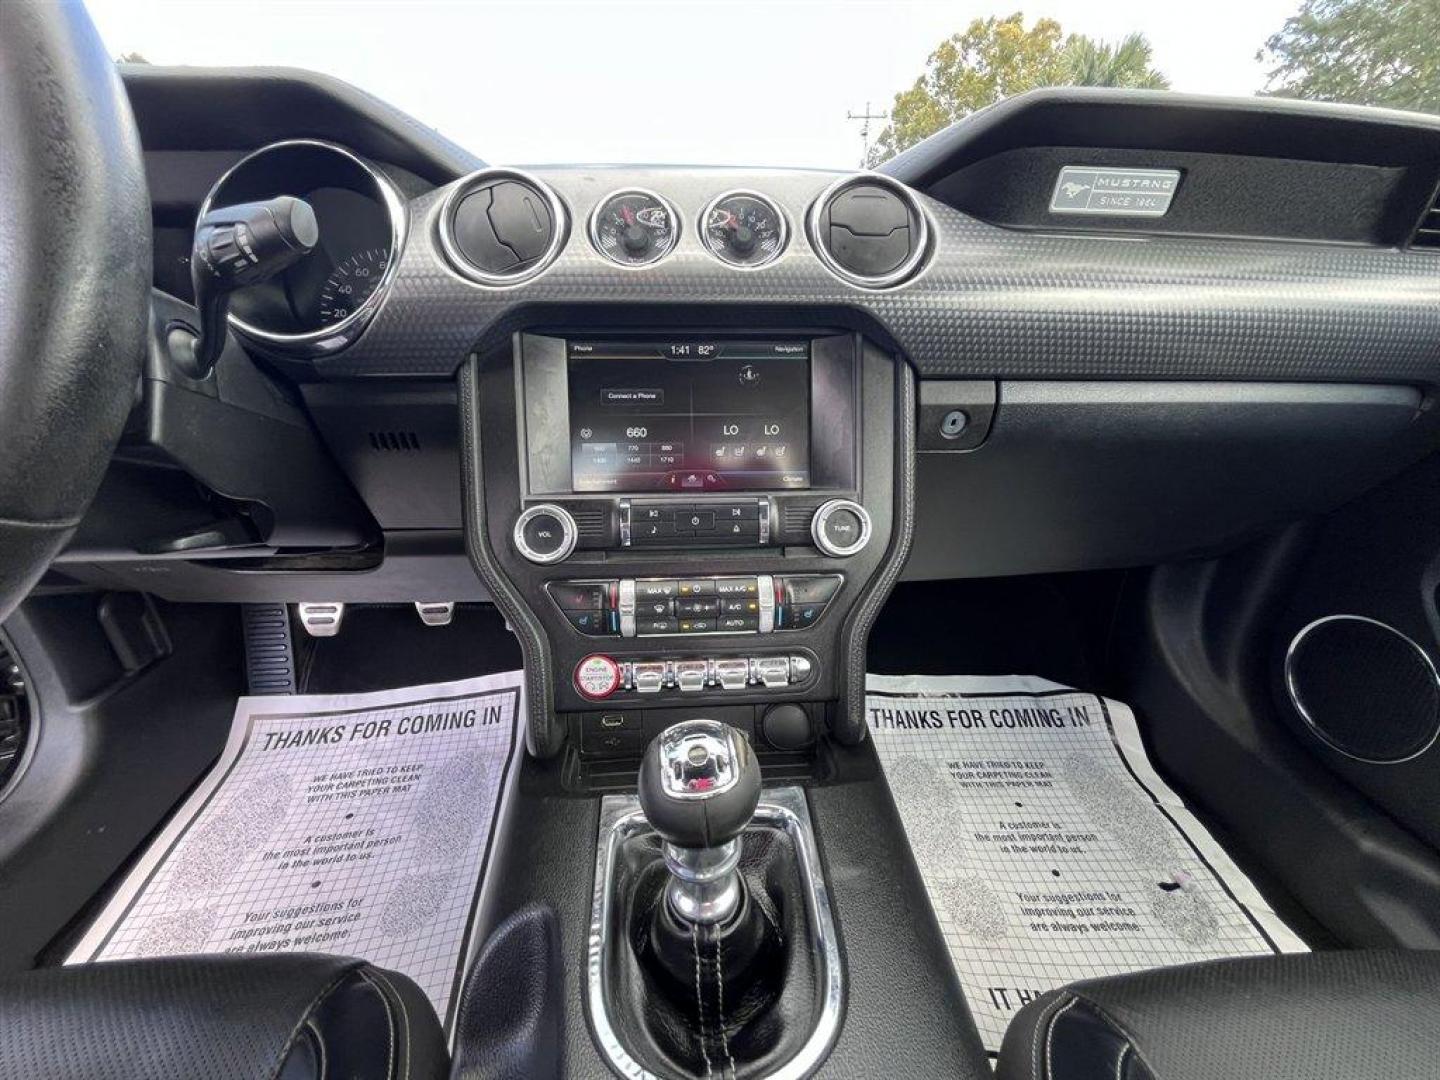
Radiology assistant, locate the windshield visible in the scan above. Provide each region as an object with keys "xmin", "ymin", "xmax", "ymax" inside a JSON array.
[{"xmin": 88, "ymin": 0, "xmax": 1440, "ymax": 168}]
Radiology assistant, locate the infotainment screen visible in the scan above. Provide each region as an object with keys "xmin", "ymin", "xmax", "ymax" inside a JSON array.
[{"xmin": 568, "ymin": 340, "xmax": 811, "ymax": 493}]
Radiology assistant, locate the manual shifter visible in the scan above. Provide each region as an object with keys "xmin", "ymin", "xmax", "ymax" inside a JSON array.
[
  {"xmin": 637, "ymin": 719, "xmax": 762, "ymax": 926},
  {"xmin": 594, "ymin": 719, "xmax": 839, "ymax": 1078}
]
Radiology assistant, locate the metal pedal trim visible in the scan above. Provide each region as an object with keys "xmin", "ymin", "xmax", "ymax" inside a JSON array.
[
  {"xmin": 296, "ymin": 602, "xmax": 345, "ymax": 638},
  {"xmin": 414, "ymin": 601, "xmax": 456, "ymax": 627}
]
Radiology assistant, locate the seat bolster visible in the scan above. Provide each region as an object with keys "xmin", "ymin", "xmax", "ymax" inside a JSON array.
[
  {"xmin": 0, "ymin": 954, "xmax": 446, "ymax": 1080},
  {"xmin": 996, "ymin": 951, "xmax": 1440, "ymax": 1080},
  {"xmin": 997, "ymin": 991, "xmax": 1156, "ymax": 1080},
  {"xmin": 284, "ymin": 962, "xmax": 450, "ymax": 1080}
]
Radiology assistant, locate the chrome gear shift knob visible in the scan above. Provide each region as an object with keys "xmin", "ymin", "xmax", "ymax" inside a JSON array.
[{"xmin": 637, "ymin": 719, "xmax": 762, "ymax": 925}]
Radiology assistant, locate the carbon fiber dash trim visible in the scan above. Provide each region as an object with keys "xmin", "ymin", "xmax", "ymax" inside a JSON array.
[{"xmin": 314, "ymin": 167, "xmax": 1440, "ymax": 383}]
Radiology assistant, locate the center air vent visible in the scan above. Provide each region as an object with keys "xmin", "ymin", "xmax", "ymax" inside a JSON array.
[
  {"xmin": 809, "ymin": 174, "xmax": 929, "ymax": 288},
  {"xmin": 440, "ymin": 169, "xmax": 567, "ymax": 285},
  {"xmin": 1412, "ymin": 183, "xmax": 1440, "ymax": 251}
]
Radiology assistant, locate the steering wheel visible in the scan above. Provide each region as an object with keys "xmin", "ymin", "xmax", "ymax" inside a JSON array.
[{"xmin": 0, "ymin": 1, "xmax": 150, "ymax": 623}]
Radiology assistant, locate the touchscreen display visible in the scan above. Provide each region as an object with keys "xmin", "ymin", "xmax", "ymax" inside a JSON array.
[{"xmin": 568, "ymin": 340, "xmax": 810, "ymax": 493}]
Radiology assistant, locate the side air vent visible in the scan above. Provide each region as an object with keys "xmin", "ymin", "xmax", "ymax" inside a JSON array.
[
  {"xmin": 439, "ymin": 168, "xmax": 567, "ymax": 285},
  {"xmin": 808, "ymin": 174, "xmax": 929, "ymax": 288},
  {"xmin": 0, "ymin": 639, "xmax": 30, "ymax": 795},
  {"xmin": 1412, "ymin": 184, "xmax": 1440, "ymax": 251},
  {"xmin": 369, "ymin": 430, "xmax": 421, "ymax": 452}
]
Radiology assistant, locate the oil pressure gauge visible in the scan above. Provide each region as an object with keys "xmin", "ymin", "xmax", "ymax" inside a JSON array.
[
  {"xmin": 590, "ymin": 189, "xmax": 679, "ymax": 267},
  {"xmin": 701, "ymin": 191, "xmax": 787, "ymax": 268}
]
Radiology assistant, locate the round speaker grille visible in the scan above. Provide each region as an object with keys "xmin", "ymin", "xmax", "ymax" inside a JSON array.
[{"xmin": 1285, "ymin": 615, "xmax": 1440, "ymax": 764}]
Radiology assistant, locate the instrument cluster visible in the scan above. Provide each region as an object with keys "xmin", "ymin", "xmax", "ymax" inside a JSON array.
[{"xmin": 196, "ymin": 140, "xmax": 405, "ymax": 355}]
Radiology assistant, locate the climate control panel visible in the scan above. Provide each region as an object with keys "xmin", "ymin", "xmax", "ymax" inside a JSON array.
[{"xmin": 548, "ymin": 574, "xmax": 841, "ymax": 637}]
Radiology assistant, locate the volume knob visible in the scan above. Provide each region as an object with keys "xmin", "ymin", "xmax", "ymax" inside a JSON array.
[{"xmin": 513, "ymin": 504, "xmax": 578, "ymax": 564}]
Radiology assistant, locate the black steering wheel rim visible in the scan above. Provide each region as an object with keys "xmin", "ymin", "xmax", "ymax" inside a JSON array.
[{"xmin": 0, "ymin": 0, "xmax": 150, "ymax": 622}]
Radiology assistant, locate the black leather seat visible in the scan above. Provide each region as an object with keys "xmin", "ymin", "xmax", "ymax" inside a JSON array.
[
  {"xmin": 996, "ymin": 950, "xmax": 1440, "ymax": 1080},
  {"xmin": 0, "ymin": 954, "xmax": 448, "ymax": 1080}
]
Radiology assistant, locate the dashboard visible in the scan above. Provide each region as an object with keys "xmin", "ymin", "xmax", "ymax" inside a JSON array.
[{"xmin": 45, "ymin": 66, "xmax": 1440, "ymax": 753}]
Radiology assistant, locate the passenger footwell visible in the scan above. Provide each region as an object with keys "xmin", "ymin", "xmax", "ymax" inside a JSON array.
[{"xmin": 866, "ymin": 673, "xmax": 1308, "ymax": 1057}]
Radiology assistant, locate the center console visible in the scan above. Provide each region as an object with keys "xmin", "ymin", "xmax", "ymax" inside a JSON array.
[{"xmin": 461, "ymin": 328, "xmax": 912, "ymax": 759}]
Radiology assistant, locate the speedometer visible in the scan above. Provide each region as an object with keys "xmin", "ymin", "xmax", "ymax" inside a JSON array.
[
  {"xmin": 590, "ymin": 189, "xmax": 679, "ymax": 267},
  {"xmin": 701, "ymin": 191, "xmax": 787, "ymax": 268},
  {"xmin": 317, "ymin": 247, "xmax": 391, "ymax": 327}
]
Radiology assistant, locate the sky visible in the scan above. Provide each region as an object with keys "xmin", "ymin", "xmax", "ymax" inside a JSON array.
[{"xmin": 85, "ymin": 0, "xmax": 1304, "ymax": 168}]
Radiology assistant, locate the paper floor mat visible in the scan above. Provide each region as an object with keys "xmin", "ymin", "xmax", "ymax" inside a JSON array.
[
  {"xmin": 68, "ymin": 671, "xmax": 525, "ymax": 1032},
  {"xmin": 866, "ymin": 673, "xmax": 1308, "ymax": 1057}
]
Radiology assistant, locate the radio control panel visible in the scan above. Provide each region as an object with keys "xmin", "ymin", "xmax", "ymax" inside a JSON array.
[
  {"xmin": 547, "ymin": 574, "xmax": 841, "ymax": 638},
  {"xmin": 622, "ymin": 497, "xmax": 771, "ymax": 547}
]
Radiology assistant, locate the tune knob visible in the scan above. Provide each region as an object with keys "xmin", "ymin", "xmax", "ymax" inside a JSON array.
[
  {"xmin": 513, "ymin": 504, "xmax": 578, "ymax": 564},
  {"xmin": 811, "ymin": 499, "xmax": 872, "ymax": 557}
]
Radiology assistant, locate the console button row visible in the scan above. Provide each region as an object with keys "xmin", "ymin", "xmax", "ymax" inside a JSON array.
[{"xmin": 574, "ymin": 653, "xmax": 815, "ymax": 699}]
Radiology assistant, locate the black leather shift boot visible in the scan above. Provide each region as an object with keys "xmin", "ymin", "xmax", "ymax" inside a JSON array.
[{"xmin": 605, "ymin": 825, "xmax": 818, "ymax": 1079}]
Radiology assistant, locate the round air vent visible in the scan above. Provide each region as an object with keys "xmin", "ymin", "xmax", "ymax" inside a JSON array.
[
  {"xmin": 439, "ymin": 169, "xmax": 567, "ymax": 285},
  {"xmin": 1285, "ymin": 615, "xmax": 1440, "ymax": 764},
  {"xmin": 0, "ymin": 638, "xmax": 32, "ymax": 799},
  {"xmin": 809, "ymin": 174, "xmax": 929, "ymax": 288}
]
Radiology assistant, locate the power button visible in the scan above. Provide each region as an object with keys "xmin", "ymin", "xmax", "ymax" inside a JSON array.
[{"xmin": 575, "ymin": 654, "xmax": 622, "ymax": 700}]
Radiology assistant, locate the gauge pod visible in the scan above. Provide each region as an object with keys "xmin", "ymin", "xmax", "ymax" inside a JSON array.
[
  {"xmin": 439, "ymin": 168, "xmax": 568, "ymax": 286},
  {"xmin": 808, "ymin": 173, "xmax": 930, "ymax": 289},
  {"xmin": 701, "ymin": 190, "xmax": 788, "ymax": 269},
  {"xmin": 590, "ymin": 189, "xmax": 680, "ymax": 267},
  {"xmin": 196, "ymin": 139, "xmax": 407, "ymax": 356}
]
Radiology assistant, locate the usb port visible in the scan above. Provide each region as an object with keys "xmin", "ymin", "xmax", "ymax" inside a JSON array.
[{"xmin": 600, "ymin": 713, "xmax": 626, "ymax": 729}]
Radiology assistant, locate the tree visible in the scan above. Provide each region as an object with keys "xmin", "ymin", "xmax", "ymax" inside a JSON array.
[
  {"xmin": 1259, "ymin": 0, "xmax": 1440, "ymax": 114},
  {"xmin": 1065, "ymin": 34, "xmax": 1170, "ymax": 91},
  {"xmin": 867, "ymin": 13, "xmax": 1169, "ymax": 165},
  {"xmin": 116, "ymin": 52, "xmax": 150, "ymax": 64}
]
